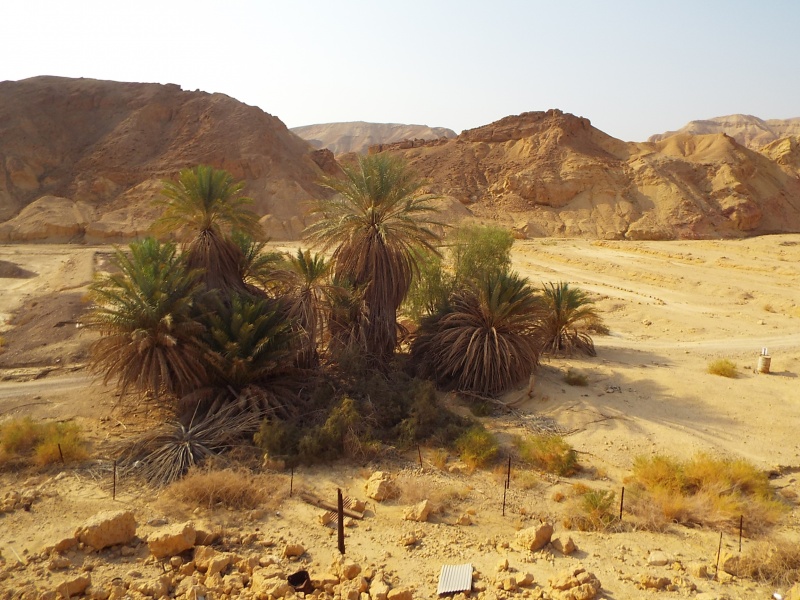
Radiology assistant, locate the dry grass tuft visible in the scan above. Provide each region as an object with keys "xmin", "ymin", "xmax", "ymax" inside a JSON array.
[
  {"xmin": 163, "ymin": 467, "xmax": 285, "ymax": 510},
  {"xmin": 514, "ymin": 434, "xmax": 578, "ymax": 476},
  {"xmin": 563, "ymin": 485, "xmax": 620, "ymax": 532},
  {"xmin": 626, "ymin": 453, "xmax": 787, "ymax": 534},
  {"xmin": 396, "ymin": 473, "xmax": 471, "ymax": 513},
  {"xmin": 429, "ymin": 448, "xmax": 449, "ymax": 470},
  {"xmin": 0, "ymin": 417, "xmax": 88, "ymax": 466},
  {"xmin": 707, "ymin": 358, "xmax": 737, "ymax": 378},
  {"xmin": 735, "ymin": 537, "xmax": 800, "ymax": 586},
  {"xmin": 563, "ymin": 369, "xmax": 589, "ymax": 386}
]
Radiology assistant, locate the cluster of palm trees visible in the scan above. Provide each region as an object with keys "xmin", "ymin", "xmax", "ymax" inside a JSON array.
[{"xmin": 88, "ymin": 156, "xmax": 600, "ymax": 466}]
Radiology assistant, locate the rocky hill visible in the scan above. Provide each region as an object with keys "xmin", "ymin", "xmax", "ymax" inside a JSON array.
[
  {"xmin": 0, "ymin": 76, "xmax": 336, "ymax": 242},
  {"xmin": 649, "ymin": 114, "xmax": 800, "ymax": 150},
  {"xmin": 380, "ymin": 110, "xmax": 800, "ymax": 239},
  {"xmin": 291, "ymin": 121, "xmax": 456, "ymax": 155}
]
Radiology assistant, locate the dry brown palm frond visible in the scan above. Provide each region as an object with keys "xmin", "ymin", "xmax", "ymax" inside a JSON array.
[
  {"xmin": 114, "ymin": 402, "xmax": 264, "ymax": 487},
  {"xmin": 540, "ymin": 282, "xmax": 599, "ymax": 357}
]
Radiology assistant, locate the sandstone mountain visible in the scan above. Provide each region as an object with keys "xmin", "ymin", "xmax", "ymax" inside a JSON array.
[
  {"xmin": 648, "ymin": 114, "xmax": 800, "ymax": 150},
  {"xmin": 380, "ymin": 110, "xmax": 800, "ymax": 239},
  {"xmin": 291, "ymin": 121, "xmax": 456, "ymax": 155},
  {"xmin": 0, "ymin": 76, "xmax": 337, "ymax": 242}
]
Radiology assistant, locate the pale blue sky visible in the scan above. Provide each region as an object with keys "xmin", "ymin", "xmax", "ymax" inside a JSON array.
[{"xmin": 3, "ymin": 0, "xmax": 798, "ymax": 141}]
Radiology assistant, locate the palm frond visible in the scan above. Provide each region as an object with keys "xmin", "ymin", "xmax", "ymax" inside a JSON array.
[{"xmin": 540, "ymin": 282, "xmax": 598, "ymax": 356}]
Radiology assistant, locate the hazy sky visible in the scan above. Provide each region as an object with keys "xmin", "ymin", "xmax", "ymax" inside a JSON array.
[{"xmin": 3, "ymin": 1, "xmax": 798, "ymax": 141}]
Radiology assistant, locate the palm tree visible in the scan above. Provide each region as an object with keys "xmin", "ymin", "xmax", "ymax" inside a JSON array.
[
  {"xmin": 200, "ymin": 293, "xmax": 298, "ymax": 418},
  {"xmin": 411, "ymin": 272, "xmax": 543, "ymax": 396},
  {"xmin": 280, "ymin": 248, "xmax": 335, "ymax": 368},
  {"xmin": 153, "ymin": 165, "xmax": 261, "ymax": 293},
  {"xmin": 304, "ymin": 154, "xmax": 441, "ymax": 364},
  {"xmin": 88, "ymin": 238, "xmax": 208, "ymax": 400},
  {"xmin": 540, "ymin": 282, "xmax": 598, "ymax": 356},
  {"xmin": 231, "ymin": 231, "xmax": 284, "ymax": 292}
]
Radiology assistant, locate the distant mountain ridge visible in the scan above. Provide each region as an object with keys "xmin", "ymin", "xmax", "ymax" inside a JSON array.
[
  {"xmin": 291, "ymin": 121, "xmax": 456, "ymax": 155},
  {"xmin": 649, "ymin": 114, "xmax": 800, "ymax": 150}
]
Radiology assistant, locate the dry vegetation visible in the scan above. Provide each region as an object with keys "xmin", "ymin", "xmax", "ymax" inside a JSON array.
[
  {"xmin": 0, "ymin": 417, "xmax": 87, "ymax": 467},
  {"xmin": 707, "ymin": 358, "xmax": 738, "ymax": 378},
  {"xmin": 163, "ymin": 467, "xmax": 286, "ymax": 510}
]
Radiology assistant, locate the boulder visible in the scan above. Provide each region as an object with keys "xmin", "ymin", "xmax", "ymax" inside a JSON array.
[
  {"xmin": 549, "ymin": 568, "xmax": 601, "ymax": 600},
  {"xmin": 147, "ymin": 522, "xmax": 196, "ymax": 559},
  {"xmin": 365, "ymin": 471, "xmax": 400, "ymax": 502},
  {"xmin": 647, "ymin": 550, "xmax": 671, "ymax": 566},
  {"xmin": 639, "ymin": 575, "xmax": 670, "ymax": 590},
  {"xmin": 515, "ymin": 522, "xmax": 554, "ymax": 552},
  {"xmin": 130, "ymin": 575, "xmax": 171, "ymax": 598},
  {"xmin": 55, "ymin": 574, "xmax": 91, "ymax": 598},
  {"xmin": 369, "ymin": 577, "xmax": 391, "ymax": 600},
  {"xmin": 283, "ymin": 543, "xmax": 305, "ymax": 558},
  {"xmin": 403, "ymin": 500, "xmax": 432, "ymax": 523},
  {"xmin": 75, "ymin": 510, "xmax": 136, "ymax": 551},
  {"xmin": 387, "ymin": 588, "xmax": 413, "ymax": 600},
  {"xmin": 552, "ymin": 536, "xmax": 576, "ymax": 555}
]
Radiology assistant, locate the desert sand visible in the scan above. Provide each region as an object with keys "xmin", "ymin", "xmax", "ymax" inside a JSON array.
[{"xmin": 0, "ymin": 236, "xmax": 798, "ymax": 599}]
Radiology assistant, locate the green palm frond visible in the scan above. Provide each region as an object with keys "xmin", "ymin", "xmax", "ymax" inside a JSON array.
[
  {"xmin": 231, "ymin": 231, "xmax": 284, "ymax": 290},
  {"xmin": 87, "ymin": 238, "xmax": 208, "ymax": 399},
  {"xmin": 540, "ymin": 282, "xmax": 598, "ymax": 356},
  {"xmin": 304, "ymin": 154, "xmax": 441, "ymax": 363},
  {"xmin": 411, "ymin": 272, "xmax": 544, "ymax": 396},
  {"xmin": 153, "ymin": 165, "xmax": 261, "ymax": 238},
  {"xmin": 204, "ymin": 294, "xmax": 295, "ymax": 389}
]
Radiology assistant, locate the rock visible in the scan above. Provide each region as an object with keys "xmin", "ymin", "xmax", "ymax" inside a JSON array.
[
  {"xmin": 551, "ymin": 536, "xmax": 576, "ymax": 555},
  {"xmin": 56, "ymin": 574, "xmax": 91, "ymax": 598},
  {"xmin": 194, "ymin": 528, "xmax": 219, "ymax": 546},
  {"xmin": 207, "ymin": 553, "xmax": 234, "ymax": 577},
  {"xmin": 283, "ymin": 543, "xmax": 305, "ymax": 558},
  {"xmin": 365, "ymin": 471, "xmax": 400, "ymax": 502},
  {"xmin": 515, "ymin": 522, "xmax": 554, "ymax": 552},
  {"xmin": 647, "ymin": 550, "xmax": 671, "ymax": 566},
  {"xmin": 193, "ymin": 546, "xmax": 218, "ymax": 572},
  {"xmin": 369, "ymin": 577, "xmax": 391, "ymax": 600},
  {"xmin": 519, "ymin": 573, "xmax": 535, "ymax": 587},
  {"xmin": 251, "ymin": 567, "xmax": 289, "ymax": 597},
  {"xmin": 501, "ymin": 576, "xmax": 518, "ymax": 591},
  {"xmin": 403, "ymin": 500, "xmax": 432, "ymax": 523},
  {"xmin": 640, "ymin": 575, "xmax": 670, "ymax": 589},
  {"xmin": 75, "ymin": 510, "xmax": 137, "ymax": 551},
  {"xmin": 549, "ymin": 568, "xmax": 601, "ymax": 600},
  {"xmin": 687, "ymin": 562, "xmax": 709, "ymax": 578},
  {"xmin": 48, "ymin": 556, "xmax": 71, "ymax": 570},
  {"xmin": 147, "ymin": 522, "xmax": 196, "ymax": 559},
  {"xmin": 53, "ymin": 537, "xmax": 78, "ymax": 554},
  {"xmin": 496, "ymin": 558, "xmax": 509, "ymax": 572},
  {"xmin": 129, "ymin": 575, "xmax": 171, "ymax": 598},
  {"xmin": 336, "ymin": 559, "xmax": 362, "ymax": 581},
  {"xmin": 456, "ymin": 513, "xmax": 472, "ymax": 526},
  {"xmin": 387, "ymin": 588, "xmax": 413, "ymax": 600}
]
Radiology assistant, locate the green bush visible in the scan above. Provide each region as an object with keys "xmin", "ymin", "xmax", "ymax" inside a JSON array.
[{"xmin": 455, "ymin": 425, "xmax": 499, "ymax": 469}]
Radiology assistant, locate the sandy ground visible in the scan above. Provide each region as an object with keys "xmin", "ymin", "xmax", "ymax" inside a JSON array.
[{"xmin": 0, "ymin": 237, "xmax": 798, "ymax": 599}]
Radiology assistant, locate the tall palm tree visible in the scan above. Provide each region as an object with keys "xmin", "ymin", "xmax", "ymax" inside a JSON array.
[
  {"xmin": 304, "ymin": 154, "xmax": 441, "ymax": 364},
  {"xmin": 280, "ymin": 248, "xmax": 335, "ymax": 368},
  {"xmin": 153, "ymin": 165, "xmax": 261, "ymax": 293},
  {"xmin": 411, "ymin": 272, "xmax": 544, "ymax": 396},
  {"xmin": 88, "ymin": 238, "xmax": 208, "ymax": 400},
  {"xmin": 540, "ymin": 282, "xmax": 598, "ymax": 356}
]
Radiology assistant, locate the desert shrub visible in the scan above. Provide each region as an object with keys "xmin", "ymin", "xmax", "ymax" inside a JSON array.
[
  {"xmin": 164, "ymin": 467, "xmax": 281, "ymax": 510},
  {"xmin": 396, "ymin": 380, "xmax": 470, "ymax": 448},
  {"xmin": 515, "ymin": 434, "xmax": 578, "ymax": 476},
  {"xmin": 455, "ymin": 425, "xmax": 499, "ymax": 469},
  {"xmin": 735, "ymin": 537, "xmax": 800, "ymax": 586},
  {"xmin": 627, "ymin": 453, "xmax": 786, "ymax": 534},
  {"xmin": 0, "ymin": 417, "xmax": 88, "ymax": 466},
  {"xmin": 430, "ymin": 448, "xmax": 449, "ymax": 469},
  {"xmin": 707, "ymin": 358, "xmax": 737, "ymax": 378},
  {"xmin": 254, "ymin": 419, "xmax": 301, "ymax": 461},
  {"xmin": 565, "ymin": 487, "xmax": 618, "ymax": 531},
  {"xmin": 563, "ymin": 369, "xmax": 589, "ymax": 387}
]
